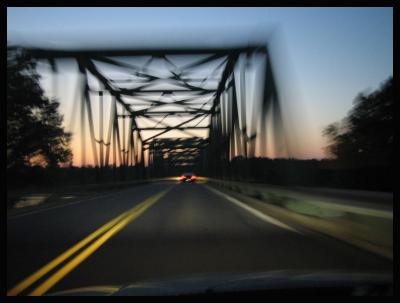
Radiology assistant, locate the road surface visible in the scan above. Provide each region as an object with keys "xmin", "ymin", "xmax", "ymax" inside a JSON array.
[{"xmin": 7, "ymin": 181, "xmax": 392, "ymax": 295}]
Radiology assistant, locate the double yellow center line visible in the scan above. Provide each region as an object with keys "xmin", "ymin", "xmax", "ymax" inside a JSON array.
[{"xmin": 8, "ymin": 188, "xmax": 170, "ymax": 296}]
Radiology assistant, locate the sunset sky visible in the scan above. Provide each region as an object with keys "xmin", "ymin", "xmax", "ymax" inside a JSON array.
[{"xmin": 7, "ymin": 7, "xmax": 393, "ymax": 166}]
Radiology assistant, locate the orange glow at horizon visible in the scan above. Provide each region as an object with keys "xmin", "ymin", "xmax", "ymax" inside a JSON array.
[{"xmin": 68, "ymin": 129, "xmax": 326, "ymax": 167}]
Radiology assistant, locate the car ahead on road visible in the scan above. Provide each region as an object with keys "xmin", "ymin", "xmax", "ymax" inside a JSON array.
[
  {"xmin": 179, "ymin": 173, "xmax": 197, "ymax": 183},
  {"xmin": 47, "ymin": 270, "xmax": 393, "ymax": 296}
]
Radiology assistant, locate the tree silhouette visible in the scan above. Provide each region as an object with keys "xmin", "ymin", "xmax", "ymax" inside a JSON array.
[
  {"xmin": 7, "ymin": 48, "xmax": 72, "ymax": 169},
  {"xmin": 323, "ymin": 77, "xmax": 393, "ymax": 167}
]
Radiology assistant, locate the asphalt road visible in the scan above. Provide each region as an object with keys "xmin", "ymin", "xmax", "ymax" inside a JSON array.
[{"xmin": 7, "ymin": 181, "xmax": 392, "ymax": 295}]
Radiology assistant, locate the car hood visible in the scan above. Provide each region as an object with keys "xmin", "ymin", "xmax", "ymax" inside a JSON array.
[{"xmin": 47, "ymin": 270, "xmax": 392, "ymax": 296}]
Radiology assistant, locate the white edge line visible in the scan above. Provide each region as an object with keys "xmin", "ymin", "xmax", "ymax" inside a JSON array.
[{"xmin": 205, "ymin": 185, "xmax": 303, "ymax": 235}]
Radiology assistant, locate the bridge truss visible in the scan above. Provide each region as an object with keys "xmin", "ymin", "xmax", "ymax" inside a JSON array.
[{"xmin": 19, "ymin": 44, "xmax": 286, "ymax": 179}]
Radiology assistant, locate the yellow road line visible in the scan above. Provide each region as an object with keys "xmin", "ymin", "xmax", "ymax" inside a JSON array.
[
  {"xmin": 7, "ymin": 211, "xmax": 130, "ymax": 296},
  {"xmin": 8, "ymin": 189, "xmax": 169, "ymax": 296},
  {"xmin": 29, "ymin": 190, "xmax": 167, "ymax": 296}
]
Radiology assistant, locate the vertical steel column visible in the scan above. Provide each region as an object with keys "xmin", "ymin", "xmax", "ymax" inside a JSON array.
[
  {"xmin": 231, "ymin": 73, "xmax": 241, "ymax": 157},
  {"xmin": 122, "ymin": 110, "xmax": 126, "ymax": 167},
  {"xmin": 112, "ymin": 100, "xmax": 117, "ymax": 180},
  {"xmin": 228, "ymin": 85, "xmax": 234, "ymax": 162},
  {"xmin": 231, "ymin": 74, "xmax": 245, "ymax": 180},
  {"xmin": 220, "ymin": 92, "xmax": 229, "ymax": 178},
  {"xmin": 80, "ymin": 77, "xmax": 86, "ymax": 168},
  {"xmin": 265, "ymin": 51, "xmax": 288, "ymax": 158},
  {"xmin": 239, "ymin": 55, "xmax": 248, "ymax": 158},
  {"xmin": 105, "ymin": 95, "xmax": 116, "ymax": 167},
  {"xmin": 84, "ymin": 84, "xmax": 99, "ymax": 169},
  {"xmin": 114, "ymin": 106, "xmax": 123, "ymax": 168},
  {"xmin": 127, "ymin": 116, "xmax": 133, "ymax": 168},
  {"xmin": 259, "ymin": 53, "xmax": 271, "ymax": 158},
  {"xmin": 133, "ymin": 129, "xmax": 138, "ymax": 166},
  {"xmin": 129, "ymin": 126, "xmax": 134, "ymax": 167},
  {"xmin": 248, "ymin": 51, "xmax": 258, "ymax": 158},
  {"xmin": 99, "ymin": 91, "xmax": 104, "ymax": 169},
  {"xmin": 141, "ymin": 145, "xmax": 145, "ymax": 179}
]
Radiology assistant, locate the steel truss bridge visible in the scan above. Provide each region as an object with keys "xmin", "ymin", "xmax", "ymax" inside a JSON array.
[{"xmin": 17, "ymin": 44, "xmax": 286, "ymax": 179}]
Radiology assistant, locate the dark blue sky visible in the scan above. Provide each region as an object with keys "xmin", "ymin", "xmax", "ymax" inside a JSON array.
[{"xmin": 7, "ymin": 7, "xmax": 393, "ymax": 159}]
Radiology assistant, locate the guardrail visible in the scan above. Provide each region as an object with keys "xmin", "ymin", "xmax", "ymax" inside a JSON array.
[{"xmin": 205, "ymin": 178, "xmax": 393, "ymax": 260}]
